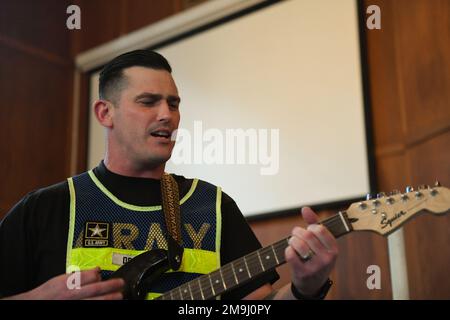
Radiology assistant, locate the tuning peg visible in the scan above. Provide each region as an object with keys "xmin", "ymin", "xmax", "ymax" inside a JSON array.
[
  {"xmin": 390, "ymin": 189, "xmax": 400, "ymax": 195},
  {"xmin": 435, "ymin": 181, "xmax": 441, "ymax": 187},
  {"xmin": 377, "ymin": 192, "xmax": 386, "ymax": 198},
  {"xmin": 406, "ymin": 186, "xmax": 414, "ymax": 193},
  {"xmin": 415, "ymin": 191, "xmax": 423, "ymax": 198},
  {"xmin": 386, "ymin": 197, "xmax": 395, "ymax": 204},
  {"xmin": 358, "ymin": 202, "xmax": 367, "ymax": 210},
  {"xmin": 418, "ymin": 185, "xmax": 428, "ymax": 190},
  {"xmin": 400, "ymin": 193, "xmax": 409, "ymax": 202}
]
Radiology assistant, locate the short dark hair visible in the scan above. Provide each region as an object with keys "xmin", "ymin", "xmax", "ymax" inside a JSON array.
[{"xmin": 99, "ymin": 49, "xmax": 172, "ymax": 103}]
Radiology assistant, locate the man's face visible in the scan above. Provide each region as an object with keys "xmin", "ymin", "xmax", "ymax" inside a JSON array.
[{"xmin": 109, "ymin": 66, "xmax": 180, "ymax": 168}]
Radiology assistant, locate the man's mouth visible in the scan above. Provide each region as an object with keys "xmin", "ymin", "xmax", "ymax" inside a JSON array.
[{"xmin": 150, "ymin": 129, "xmax": 172, "ymax": 140}]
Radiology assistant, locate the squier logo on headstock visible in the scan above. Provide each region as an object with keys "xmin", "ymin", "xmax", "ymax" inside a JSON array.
[{"xmin": 346, "ymin": 182, "xmax": 450, "ymax": 236}]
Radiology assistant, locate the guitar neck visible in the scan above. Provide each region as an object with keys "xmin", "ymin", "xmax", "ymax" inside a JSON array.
[{"xmin": 158, "ymin": 211, "xmax": 353, "ymax": 300}]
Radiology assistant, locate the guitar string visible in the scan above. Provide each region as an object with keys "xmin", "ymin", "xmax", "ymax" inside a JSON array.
[
  {"xmin": 161, "ymin": 214, "xmax": 349, "ymax": 299},
  {"xmin": 160, "ymin": 240, "xmax": 288, "ymax": 300},
  {"xmin": 180, "ymin": 240, "xmax": 288, "ymax": 299},
  {"xmin": 160, "ymin": 215, "xmax": 348, "ymax": 299},
  {"xmin": 163, "ymin": 231, "xmax": 344, "ymax": 298},
  {"xmin": 162, "ymin": 239, "xmax": 292, "ymax": 300}
]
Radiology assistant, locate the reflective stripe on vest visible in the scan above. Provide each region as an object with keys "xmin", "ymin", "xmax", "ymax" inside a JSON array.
[{"xmin": 66, "ymin": 170, "xmax": 222, "ymax": 298}]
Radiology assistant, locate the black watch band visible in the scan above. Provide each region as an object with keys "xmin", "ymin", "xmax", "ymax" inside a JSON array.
[{"xmin": 291, "ymin": 278, "xmax": 333, "ymax": 300}]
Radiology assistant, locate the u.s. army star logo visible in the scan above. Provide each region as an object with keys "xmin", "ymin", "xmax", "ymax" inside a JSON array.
[{"xmin": 84, "ymin": 222, "xmax": 109, "ymax": 247}]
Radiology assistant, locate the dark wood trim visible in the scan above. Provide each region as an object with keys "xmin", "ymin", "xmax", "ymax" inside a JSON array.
[
  {"xmin": 376, "ymin": 144, "xmax": 406, "ymax": 157},
  {"xmin": 375, "ymin": 125, "xmax": 450, "ymax": 157},
  {"xmin": 75, "ymin": 72, "xmax": 90, "ymax": 174},
  {"xmin": 0, "ymin": 34, "xmax": 70, "ymax": 67},
  {"xmin": 119, "ymin": 0, "xmax": 128, "ymax": 36},
  {"xmin": 405, "ymin": 124, "xmax": 450, "ymax": 149},
  {"xmin": 357, "ymin": 0, "xmax": 378, "ymax": 195}
]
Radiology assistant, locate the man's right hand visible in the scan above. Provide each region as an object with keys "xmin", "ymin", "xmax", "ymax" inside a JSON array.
[{"xmin": 4, "ymin": 267, "xmax": 124, "ymax": 300}]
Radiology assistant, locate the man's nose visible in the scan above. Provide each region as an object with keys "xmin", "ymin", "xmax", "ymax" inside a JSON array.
[{"xmin": 156, "ymin": 100, "xmax": 173, "ymax": 122}]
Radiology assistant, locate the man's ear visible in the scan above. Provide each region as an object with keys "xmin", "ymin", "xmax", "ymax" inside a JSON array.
[{"xmin": 93, "ymin": 100, "xmax": 114, "ymax": 128}]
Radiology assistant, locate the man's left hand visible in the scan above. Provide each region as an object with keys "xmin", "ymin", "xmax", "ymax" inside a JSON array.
[{"xmin": 285, "ymin": 207, "xmax": 338, "ymax": 297}]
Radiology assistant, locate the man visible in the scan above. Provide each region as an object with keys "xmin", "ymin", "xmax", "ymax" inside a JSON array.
[{"xmin": 0, "ymin": 50, "xmax": 337, "ymax": 300}]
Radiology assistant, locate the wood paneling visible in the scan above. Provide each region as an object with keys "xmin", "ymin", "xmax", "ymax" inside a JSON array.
[
  {"xmin": 392, "ymin": 0, "xmax": 450, "ymax": 144},
  {"xmin": 375, "ymin": 153, "xmax": 409, "ymax": 192},
  {"xmin": 404, "ymin": 213, "xmax": 450, "ymax": 299},
  {"xmin": 403, "ymin": 131, "xmax": 450, "ymax": 299},
  {"xmin": 75, "ymin": 72, "xmax": 90, "ymax": 174},
  {"xmin": 407, "ymin": 131, "xmax": 450, "ymax": 187},
  {"xmin": 71, "ymin": 0, "xmax": 124, "ymax": 55},
  {"xmin": 0, "ymin": 0, "xmax": 71, "ymax": 60},
  {"xmin": 333, "ymin": 233, "xmax": 391, "ymax": 299},
  {"xmin": 393, "ymin": 0, "xmax": 450, "ymax": 299},
  {"xmin": 0, "ymin": 0, "xmax": 73, "ymax": 219},
  {"xmin": 71, "ymin": 0, "xmax": 182, "ymax": 55},
  {"xmin": 0, "ymin": 46, "xmax": 72, "ymax": 218},
  {"xmin": 123, "ymin": 0, "xmax": 179, "ymax": 34},
  {"xmin": 364, "ymin": 0, "xmax": 405, "ymax": 148},
  {"xmin": 365, "ymin": 0, "xmax": 450, "ymax": 299}
]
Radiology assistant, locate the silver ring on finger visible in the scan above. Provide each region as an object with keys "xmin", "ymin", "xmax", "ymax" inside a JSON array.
[{"xmin": 299, "ymin": 249, "xmax": 315, "ymax": 262}]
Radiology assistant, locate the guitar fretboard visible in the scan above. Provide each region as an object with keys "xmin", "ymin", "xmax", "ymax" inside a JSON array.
[{"xmin": 157, "ymin": 211, "xmax": 352, "ymax": 300}]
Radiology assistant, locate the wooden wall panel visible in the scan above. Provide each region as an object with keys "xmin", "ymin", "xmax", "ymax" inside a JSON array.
[
  {"xmin": 0, "ymin": 0, "xmax": 73, "ymax": 220},
  {"xmin": 364, "ymin": 0, "xmax": 405, "ymax": 149},
  {"xmin": 123, "ymin": 0, "xmax": 179, "ymax": 34},
  {"xmin": 392, "ymin": 0, "xmax": 450, "ymax": 144},
  {"xmin": 0, "ymin": 45, "xmax": 72, "ymax": 218},
  {"xmin": 71, "ymin": 0, "xmax": 124, "ymax": 55},
  {"xmin": 391, "ymin": 0, "xmax": 450, "ymax": 299},
  {"xmin": 404, "ymin": 213, "xmax": 450, "ymax": 299},
  {"xmin": 365, "ymin": 0, "xmax": 450, "ymax": 299},
  {"xmin": 74, "ymin": 72, "xmax": 90, "ymax": 174},
  {"xmin": 404, "ymin": 131, "xmax": 450, "ymax": 299},
  {"xmin": 71, "ymin": 0, "xmax": 183, "ymax": 55},
  {"xmin": 333, "ymin": 233, "xmax": 391, "ymax": 299},
  {"xmin": 375, "ymin": 153, "xmax": 409, "ymax": 191},
  {"xmin": 407, "ymin": 131, "xmax": 450, "ymax": 187},
  {"xmin": 0, "ymin": 0, "xmax": 70, "ymax": 60}
]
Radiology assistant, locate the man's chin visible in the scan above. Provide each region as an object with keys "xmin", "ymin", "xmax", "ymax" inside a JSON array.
[{"xmin": 142, "ymin": 154, "xmax": 172, "ymax": 168}]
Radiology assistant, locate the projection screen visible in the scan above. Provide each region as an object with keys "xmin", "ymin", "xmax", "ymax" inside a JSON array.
[{"xmin": 87, "ymin": 0, "xmax": 371, "ymax": 218}]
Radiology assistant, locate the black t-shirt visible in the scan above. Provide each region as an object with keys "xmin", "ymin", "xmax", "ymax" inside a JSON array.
[{"xmin": 0, "ymin": 162, "xmax": 279, "ymax": 299}]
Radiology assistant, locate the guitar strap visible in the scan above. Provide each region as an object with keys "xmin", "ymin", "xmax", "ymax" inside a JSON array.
[{"xmin": 160, "ymin": 172, "xmax": 184, "ymax": 270}]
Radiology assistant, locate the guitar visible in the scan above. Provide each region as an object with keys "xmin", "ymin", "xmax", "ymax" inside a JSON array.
[{"xmin": 111, "ymin": 183, "xmax": 450, "ymax": 300}]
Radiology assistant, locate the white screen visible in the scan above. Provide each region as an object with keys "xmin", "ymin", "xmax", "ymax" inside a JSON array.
[{"xmin": 88, "ymin": 0, "xmax": 370, "ymax": 217}]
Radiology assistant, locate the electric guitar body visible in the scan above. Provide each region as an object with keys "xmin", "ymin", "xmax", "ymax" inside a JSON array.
[{"xmin": 111, "ymin": 249, "xmax": 169, "ymax": 299}]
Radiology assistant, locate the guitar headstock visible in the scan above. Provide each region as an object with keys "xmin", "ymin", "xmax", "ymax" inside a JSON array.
[{"xmin": 346, "ymin": 183, "xmax": 450, "ymax": 236}]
